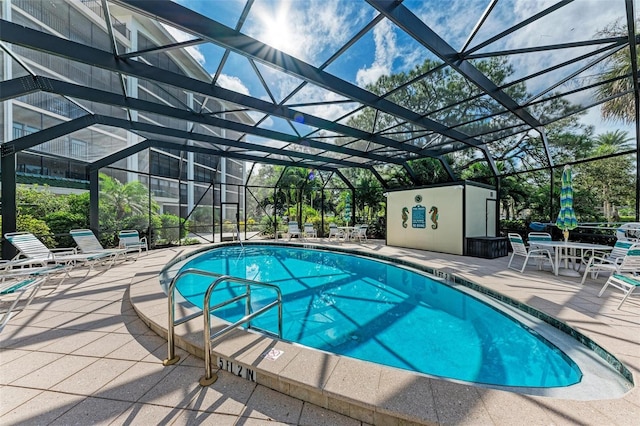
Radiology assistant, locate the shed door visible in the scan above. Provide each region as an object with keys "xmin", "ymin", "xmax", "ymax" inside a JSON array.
[{"xmin": 486, "ymin": 199, "xmax": 497, "ymax": 236}]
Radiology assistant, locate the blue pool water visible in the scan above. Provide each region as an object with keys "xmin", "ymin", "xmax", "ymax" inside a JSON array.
[{"xmin": 174, "ymin": 245, "xmax": 582, "ymax": 388}]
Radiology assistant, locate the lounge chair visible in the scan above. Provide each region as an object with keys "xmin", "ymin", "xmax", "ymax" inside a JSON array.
[
  {"xmin": 4, "ymin": 232, "xmax": 115, "ymax": 275},
  {"xmin": 71, "ymin": 229, "xmax": 126, "ymax": 261},
  {"xmin": 118, "ymin": 230, "xmax": 148, "ymax": 259},
  {"xmin": 0, "ymin": 261, "xmax": 73, "ymax": 332},
  {"xmin": 0, "ymin": 276, "xmax": 47, "ymax": 332},
  {"xmin": 287, "ymin": 222, "xmax": 302, "ymax": 241},
  {"xmin": 507, "ymin": 233, "xmax": 554, "ymax": 273},
  {"xmin": 303, "ymin": 223, "xmax": 317, "ymax": 239},
  {"xmin": 616, "ymin": 222, "xmax": 640, "ymax": 242},
  {"xmin": 581, "ymin": 243, "xmax": 640, "ymax": 285},
  {"xmin": 1, "ymin": 261, "xmax": 69, "ymax": 285},
  {"xmin": 328, "ymin": 224, "xmax": 344, "ymax": 241},
  {"xmin": 598, "ymin": 273, "xmax": 640, "ymax": 309}
]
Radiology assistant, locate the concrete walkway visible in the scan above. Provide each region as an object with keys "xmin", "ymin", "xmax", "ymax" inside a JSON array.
[{"xmin": 1, "ymin": 241, "xmax": 638, "ymax": 425}]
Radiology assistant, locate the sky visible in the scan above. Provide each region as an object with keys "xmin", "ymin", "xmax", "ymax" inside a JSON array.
[{"xmin": 167, "ymin": 0, "xmax": 635, "ymax": 140}]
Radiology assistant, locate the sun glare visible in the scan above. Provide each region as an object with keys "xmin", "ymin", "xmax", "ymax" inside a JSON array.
[{"xmin": 257, "ymin": 2, "xmax": 298, "ymax": 56}]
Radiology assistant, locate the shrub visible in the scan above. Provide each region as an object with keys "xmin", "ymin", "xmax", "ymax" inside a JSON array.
[
  {"xmin": 259, "ymin": 215, "xmax": 281, "ymax": 237},
  {"xmin": 500, "ymin": 219, "xmax": 528, "ymax": 236},
  {"xmin": 155, "ymin": 213, "xmax": 187, "ymax": 244},
  {"xmin": 67, "ymin": 192, "xmax": 90, "ymax": 216},
  {"xmin": 45, "ymin": 211, "xmax": 88, "ymax": 247},
  {"xmin": 15, "ymin": 214, "xmax": 55, "ymax": 247},
  {"xmin": 181, "ymin": 237, "xmax": 201, "ymax": 246}
]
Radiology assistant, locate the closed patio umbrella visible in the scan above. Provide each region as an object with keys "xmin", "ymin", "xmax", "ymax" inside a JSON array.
[
  {"xmin": 556, "ymin": 165, "xmax": 578, "ymax": 241},
  {"xmin": 344, "ymin": 193, "xmax": 351, "ymax": 225}
]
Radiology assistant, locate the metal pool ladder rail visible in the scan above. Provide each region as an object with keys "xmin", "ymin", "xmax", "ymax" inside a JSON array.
[{"xmin": 162, "ymin": 268, "xmax": 283, "ymax": 387}]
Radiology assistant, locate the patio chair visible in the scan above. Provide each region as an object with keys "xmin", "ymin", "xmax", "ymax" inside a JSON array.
[
  {"xmin": 593, "ymin": 239, "xmax": 634, "ymax": 262},
  {"xmin": 350, "ymin": 224, "xmax": 368, "ymax": 242},
  {"xmin": 616, "ymin": 222, "xmax": 640, "ymax": 242},
  {"xmin": 118, "ymin": 230, "xmax": 148, "ymax": 259},
  {"xmin": 303, "ymin": 223, "xmax": 317, "ymax": 239},
  {"xmin": 328, "ymin": 224, "xmax": 344, "ymax": 241},
  {"xmin": 286, "ymin": 222, "xmax": 302, "ymax": 241},
  {"xmin": 4, "ymin": 232, "xmax": 116, "ymax": 275},
  {"xmin": 507, "ymin": 233, "xmax": 555, "ymax": 273},
  {"xmin": 581, "ymin": 243, "xmax": 640, "ymax": 285},
  {"xmin": 71, "ymin": 229, "xmax": 127, "ymax": 261},
  {"xmin": 598, "ymin": 273, "xmax": 640, "ymax": 309},
  {"xmin": 527, "ymin": 232, "xmax": 552, "ymax": 247},
  {"xmin": 0, "ymin": 276, "xmax": 47, "ymax": 332}
]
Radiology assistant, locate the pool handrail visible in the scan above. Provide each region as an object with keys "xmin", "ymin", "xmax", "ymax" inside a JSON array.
[
  {"xmin": 162, "ymin": 268, "xmax": 222, "ymax": 367},
  {"xmin": 200, "ymin": 274, "xmax": 282, "ymax": 386},
  {"xmin": 161, "ymin": 267, "xmax": 282, "ymax": 386}
]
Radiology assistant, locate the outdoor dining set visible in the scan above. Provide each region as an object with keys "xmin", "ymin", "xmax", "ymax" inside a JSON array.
[
  {"xmin": 285, "ymin": 221, "xmax": 368, "ymax": 242},
  {"xmin": 507, "ymin": 225, "xmax": 640, "ymax": 310},
  {"xmin": 506, "ymin": 165, "xmax": 640, "ymax": 309}
]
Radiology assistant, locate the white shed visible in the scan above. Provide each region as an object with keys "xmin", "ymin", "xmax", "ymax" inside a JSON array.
[{"xmin": 386, "ymin": 181, "xmax": 503, "ymax": 257}]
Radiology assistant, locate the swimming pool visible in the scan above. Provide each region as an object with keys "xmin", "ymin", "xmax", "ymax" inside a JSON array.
[{"xmin": 173, "ymin": 244, "xmax": 582, "ymax": 388}]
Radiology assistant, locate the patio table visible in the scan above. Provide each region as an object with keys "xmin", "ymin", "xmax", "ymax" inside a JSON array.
[
  {"xmin": 532, "ymin": 241, "xmax": 613, "ymax": 276},
  {"xmin": 337, "ymin": 226, "xmax": 358, "ymax": 241}
]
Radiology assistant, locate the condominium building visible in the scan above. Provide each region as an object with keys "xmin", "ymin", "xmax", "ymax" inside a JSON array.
[{"xmin": 2, "ymin": 0, "xmax": 249, "ymax": 223}]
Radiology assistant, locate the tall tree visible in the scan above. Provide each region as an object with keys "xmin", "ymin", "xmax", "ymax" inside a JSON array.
[
  {"xmin": 347, "ymin": 57, "xmax": 585, "ymax": 182},
  {"xmin": 341, "ymin": 168, "xmax": 385, "ymax": 222},
  {"xmin": 575, "ymin": 131, "xmax": 635, "ymax": 221},
  {"xmin": 595, "ymin": 20, "xmax": 639, "ymax": 124}
]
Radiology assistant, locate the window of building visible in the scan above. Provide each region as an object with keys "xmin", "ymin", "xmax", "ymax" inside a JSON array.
[
  {"xmin": 13, "ymin": 122, "xmax": 39, "ymax": 139},
  {"xmin": 71, "ymin": 138, "xmax": 87, "ymax": 160},
  {"xmin": 150, "ymin": 150, "xmax": 180, "ymax": 179},
  {"xmin": 17, "ymin": 152, "xmax": 43, "ymax": 175}
]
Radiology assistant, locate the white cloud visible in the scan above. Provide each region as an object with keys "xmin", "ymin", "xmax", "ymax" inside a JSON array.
[
  {"xmin": 246, "ymin": 0, "xmax": 366, "ymax": 64},
  {"xmin": 216, "ymin": 74, "xmax": 251, "ymax": 96},
  {"xmin": 580, "ymin": 106, "xmax": 633, "ymax": 137},
  {"xmin": 355, "ymin": 19, "xmax": 398, "ymax": 87},
  {"xmin": 292, "ymin": 89, "xmax": 358, "ymax": 122},
  {"xmin": 413, "ymin": 0, "xmax": 493, "ymax": 51},
  {"xmin": 161, "ymin": 23, "xmax": 205, "ymax": 65},
  {"xmin": 408, "ymin": 0, "xmax": 627, "ymax": 132},
  {"xmin": 254, "ymin": 114, "xmax": 274, "ymax": 128}
]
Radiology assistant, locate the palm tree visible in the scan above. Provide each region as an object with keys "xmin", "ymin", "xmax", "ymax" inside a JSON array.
[
  {"xmin": 594, "ymin": 130, "xmax": 633, "ymax": 153},
  {"xmin": 278, "ymin": 167, "xmax": 313, "ymax": 224},
  {"xmin": 99, "ymin": 173, "xmax": 155, "ymax": 222},
  {"xmin": 595, "ymin": 20, "xmax": 639, "ymax": 124}
]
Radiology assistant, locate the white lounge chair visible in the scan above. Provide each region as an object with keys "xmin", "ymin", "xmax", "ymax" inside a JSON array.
[
  {"xmin": 616, "ymin": 222, "xmax": 640, "ymax": 242},
  {"xmin": 598, "ymin": 273, "xmax": 640, "ymax": 309},
  {"xmin": 581, "ymin": 242, "xmax": 640, "ymax": 285},
  {"xmin": 5, "ymin": 232, "xmax": 116, "ymax": 275},
  {"xmin": 0, "ymin": 261, "xmax": 73, "ymax": 332},
  {"xmin": 507, "ymin": 233, "xmax": 554, "ymax": 273},
  {"xmin": 287, "ymin": 222, "xmax": 302, "ymax": 241},
  {"xmin": 118, "ymin": 230, "xmax": 148, "ymax": 259},
  {"xmin": 71, "ymin": 229, "xmax": 127, "ymax": 261},
  {"xmin": 0, "ymin": 276, "xmax": 47, "ymax": 332},
  {"xmin": 1, "ymin": 261, "xmax": 69, "ymax": 285},
  {"xmin": 303, "ymin": 223, "xmax": 317, "ymax": 239}
]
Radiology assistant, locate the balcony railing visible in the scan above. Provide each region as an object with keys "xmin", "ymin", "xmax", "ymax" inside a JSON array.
[{"xmin": 79, "ymin": 0, "xmax": 130, "ymax": 39}]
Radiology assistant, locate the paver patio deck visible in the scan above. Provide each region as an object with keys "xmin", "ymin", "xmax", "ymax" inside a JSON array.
[{"xmin": 1, "ymin": 240, "xmax": 638, "ymax": 425}]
